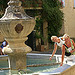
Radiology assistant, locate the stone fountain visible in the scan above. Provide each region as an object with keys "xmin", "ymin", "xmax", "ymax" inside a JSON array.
[{"xmin": 0, "ymin": 0, "xmax": 35, "ymax": 70}]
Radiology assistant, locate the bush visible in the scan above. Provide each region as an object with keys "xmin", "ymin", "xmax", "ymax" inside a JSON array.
[{"xmin": 42, "ymin": 0, "xmax": 63, "ymax": 43}]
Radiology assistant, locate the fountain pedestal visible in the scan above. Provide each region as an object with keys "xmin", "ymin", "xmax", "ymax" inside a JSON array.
[
  {"xmin": 9, "ymin": 53, "xmax": 27, "ymax": 70},
  {"xmin": 0, "ymin": 0, "xmax": 35, "ymax": 70},
  {"xmin": 7, "ymin": 37, "xmax": 32, "ymax": 70}
]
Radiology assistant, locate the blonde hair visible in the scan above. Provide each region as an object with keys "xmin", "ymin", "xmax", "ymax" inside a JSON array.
[
  {"xmin": 63, "ymin": 34, "xmax": 69, "ymax": 39},
  {"xmin": 51, "ymin": 36, "xmax": 57, "ymax": 41}
]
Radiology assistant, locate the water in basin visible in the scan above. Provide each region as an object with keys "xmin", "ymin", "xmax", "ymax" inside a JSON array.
[{"xmin": 0, "ymin": 54, "xmax": 60, "ymax": 74}]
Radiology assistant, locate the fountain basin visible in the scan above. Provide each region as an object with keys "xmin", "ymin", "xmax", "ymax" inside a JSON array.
[
  {"xmin": 0, "ymin": 53, "xmax": 75, "ymax": 75},
  {"xmin": 0, "ymin": 53, "xmax": 60, "ymax": 75}
]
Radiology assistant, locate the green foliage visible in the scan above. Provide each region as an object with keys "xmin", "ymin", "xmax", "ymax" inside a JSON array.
[
  {"xmin": 42, "ymin": 0, "xmax": 63, "ymax": 43},
  {"xmin": 0, "ymin": 0, "xmax": 9, "ymax": 11},
  {"xmin": 0, "ymin": 0, "xmax": 9, "ymax": 18},
  {"xmin": 35, "ymin": 18, "xmax": 43, "ymax": 39}
]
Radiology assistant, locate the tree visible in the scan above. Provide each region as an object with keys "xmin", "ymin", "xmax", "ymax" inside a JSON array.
[{"xmin": 42, "ymin": 0, "xmax": 63, "ymax": 43}]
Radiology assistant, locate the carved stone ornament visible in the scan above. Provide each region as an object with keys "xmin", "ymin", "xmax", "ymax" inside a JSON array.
[{"xmin": 15, "ymin": 24, "xmax": 23, "ymax": 33}]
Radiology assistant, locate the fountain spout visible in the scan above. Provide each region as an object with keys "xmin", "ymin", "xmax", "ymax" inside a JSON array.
[{"xmin": 0, "ymin": 0, "xmax": 35, "ymax": 70}]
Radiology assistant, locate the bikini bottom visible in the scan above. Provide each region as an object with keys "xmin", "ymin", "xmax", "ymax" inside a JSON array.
[{"xmin": 65, "ymin": 52, "xmax": 71, "ymax": 56}]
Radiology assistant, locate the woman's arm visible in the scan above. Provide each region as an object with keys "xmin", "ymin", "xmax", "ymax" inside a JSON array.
[
  {"xmin": 49, "ymin": 43, "xmax": 57, "ymax": 60},
  {"xmin": 60, "ymin": 45, "xmax": 65, "ymax": 66},
  {"xmin": 70, "ymin": 40, "xmax": 75, "ymax": 53}
]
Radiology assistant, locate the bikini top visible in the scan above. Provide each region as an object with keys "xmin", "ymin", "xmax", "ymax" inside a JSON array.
[{"xmin": 56, "ymin": 37, "xmax": 65, "ymax": 47}]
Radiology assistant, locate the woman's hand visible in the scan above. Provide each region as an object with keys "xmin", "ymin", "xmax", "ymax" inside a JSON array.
[
  {"xmin": 70, "ymin": 49, "xmax": 75, "ymax": 53},
  {"xmin": 49, "ymin": 57, "xmax": 52, "ymax": 60},
  {"xmin": 70, "ymin": 50, "xmax": 73, "ymax": 53},
  {"xmin": 60, "ymin": 62, "xmax": 63, "ymax": 66}
]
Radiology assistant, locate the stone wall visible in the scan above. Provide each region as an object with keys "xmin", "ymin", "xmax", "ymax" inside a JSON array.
[
  {"xmin": 59, "ymin": 65, "xmax": 75, "ymax": 75},
  {"xmin": 61, "ymin": 0, "xmax": 75, "ymax": 38}
]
